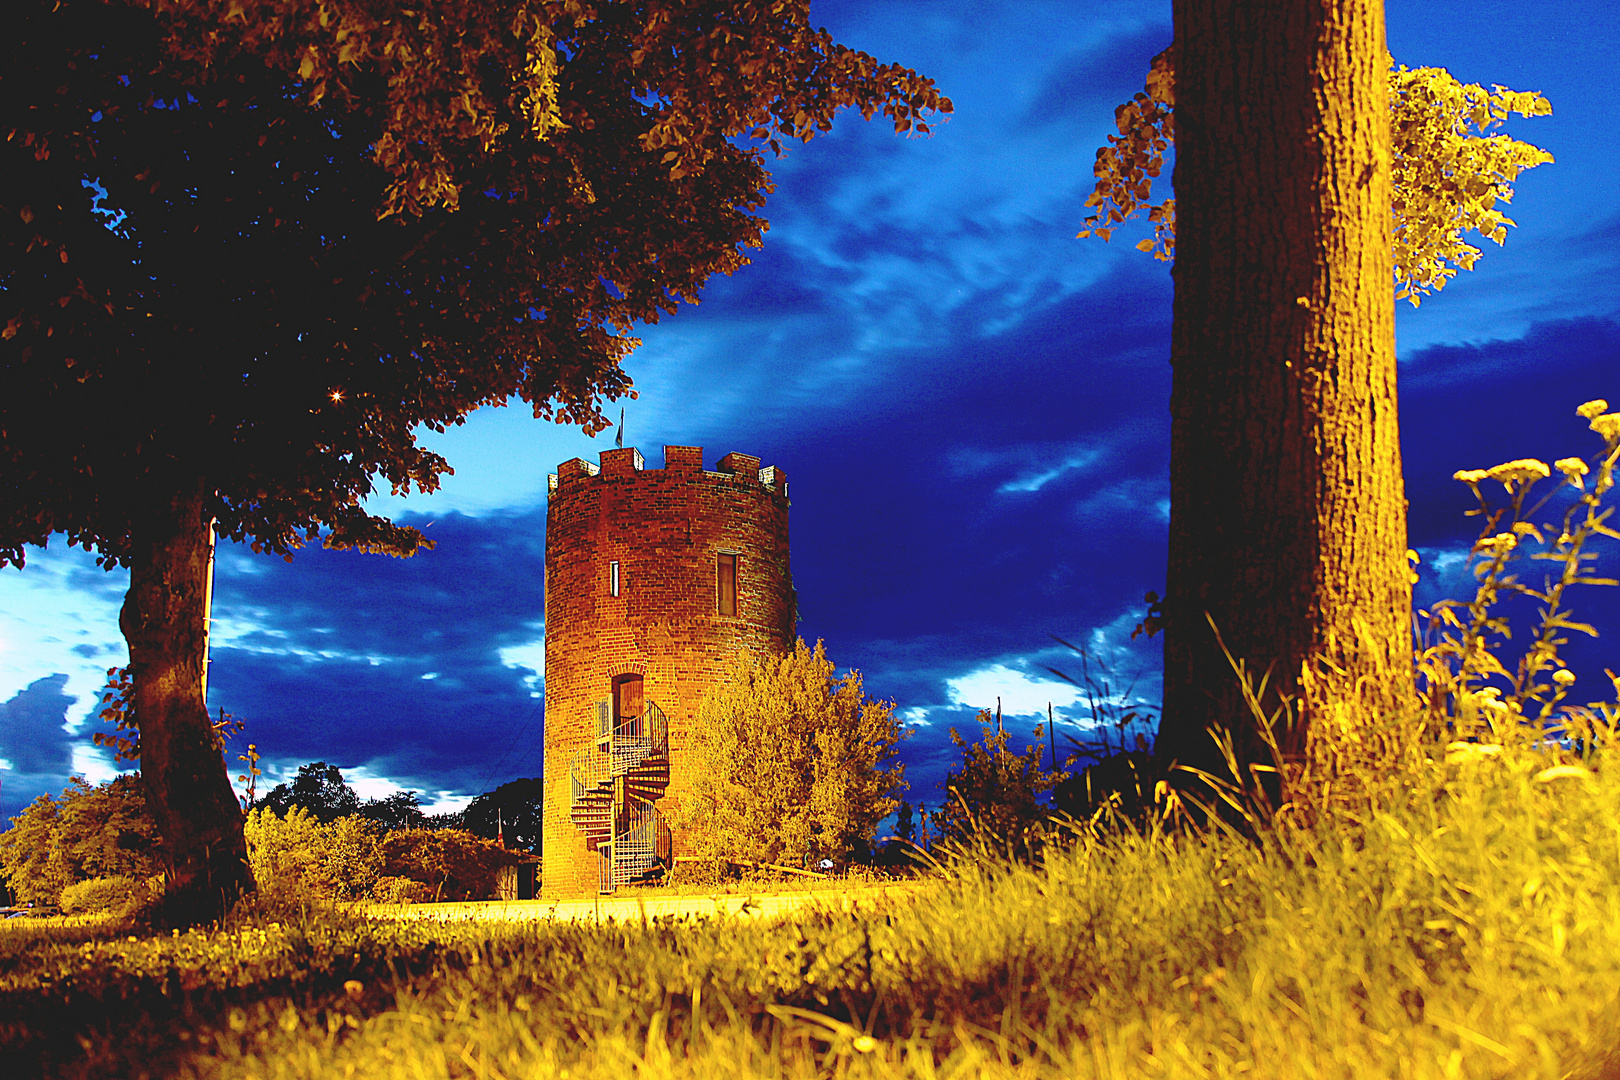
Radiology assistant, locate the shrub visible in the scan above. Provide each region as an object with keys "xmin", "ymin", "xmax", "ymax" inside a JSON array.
[
  {"xmin": 244, "ymin": 807, "xmax": 382, "ymax": 902},
  {"xmin": 58, "ymin": 875, "xmax": 152, "ymax": 917},
  {"xmin": 0, "ymin": 775, "xmax": 163, "ymax": 906},
  {"xmin": 931, "ymin": 712, "xmax": 1066, "ymax": 859},
  {"xmin": 379, "ymin": 829, "xmax": 516, "ymax": 902},
  {"xmin": 675, "ymin": 639, "xmax": 907, "ymax": 870},
  {"xmin": 370, "ymin": 876, "xmax": 432, "ymax": 904},
  {"xmin": 318, "ymin": 815, "xmax": 383, "ymax": 900}
]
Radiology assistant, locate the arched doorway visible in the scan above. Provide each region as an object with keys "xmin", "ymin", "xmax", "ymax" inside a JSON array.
[{"xmin": 612, "ymin": 673, "xmax": 644, "ymax": 735}]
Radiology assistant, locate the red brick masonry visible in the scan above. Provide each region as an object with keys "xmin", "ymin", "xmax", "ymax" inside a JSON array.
[{"xmin": 543, "ymin": 445, "xmax": 794, "ymax": 894}]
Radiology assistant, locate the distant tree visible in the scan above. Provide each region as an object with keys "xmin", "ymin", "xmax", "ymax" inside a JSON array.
[
  {"xmin": 356, "ymin": 790, "xmax": 429, "ymax": 833},
  {"xmin": 460, "ymin": 779, "xmax": 544, "ymax": 853},
  {"xmin": 894, "ymin": 800, "xmax": 915, "ymax": 845},
  {"xmin": 422, "ymin": 809, "xmax": 468, "ymax": 831},
  {"xmin": 932, "ymin": 712, "xmax": 1066, "ymax": 858},
  {"xmin": 0, "ymin": 0, "xmax": 947, "ymax": 925},
  {"xmin": 677, "ymin": 639, "xmax": 907, "ymax": 870},
  {"xmin": 261, "ymin": 763, "xmax": 360, "ymax": 824},
  {"xmin": 0, "ymin": 794, "xmax": 75, "ymax": 906},
  {"xmin": 0, "ymin": 776, "xmax": 163, "ymax": 905}
]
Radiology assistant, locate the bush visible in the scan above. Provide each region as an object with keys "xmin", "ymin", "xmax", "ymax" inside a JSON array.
[
  {"xmin": 932, "ymin": 712, "xmax": 1066, "ymax": 859},
  {"xmin": 244, "ymin": 807, "xmax": 382, "ymax": 902},
  {"xmin": 58, "ymin": 875, "xmax": 152, "ymax": 917},
  {"xmin": 244, "ymin": 810, "xmax": 517, "ymax": 904},
  {"xmin": 0, "ymin": 775, "xmax": 163, "ymax": 906},
  {"xmin": 675, "ymin": 639, "xmax": 907, "ymax": 870},
  {"xmin": 370, "ymin": 876, "xmax": 431, "ymax": 904},
  {"xmin": 379, "ymin": 829, "xmax": 516, "ymax": 902}
]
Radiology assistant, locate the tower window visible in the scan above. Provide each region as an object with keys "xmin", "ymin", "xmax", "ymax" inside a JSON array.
[
  {"xmin": 717, "ymin": 553, "xmax": 737, "ymax": 616},
  {"xmin": 609, "ymin": 560, "xmax": 620, "ymax": 597}
]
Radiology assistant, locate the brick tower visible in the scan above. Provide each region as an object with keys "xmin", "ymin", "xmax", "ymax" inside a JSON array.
[{"xmin": 543, "ymin": 445, "xmax": 794, "ymax": 895}]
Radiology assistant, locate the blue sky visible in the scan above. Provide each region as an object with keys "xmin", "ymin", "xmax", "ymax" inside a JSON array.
[{"xmin": 2, "ymin": 0, "xmax": 1617, "ymax": 824}]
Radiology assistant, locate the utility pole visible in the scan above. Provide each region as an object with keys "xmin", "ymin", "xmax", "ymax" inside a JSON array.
[{"xmin": 1048, "ymin": 702, "xmax": 1057, "ymax": 771}]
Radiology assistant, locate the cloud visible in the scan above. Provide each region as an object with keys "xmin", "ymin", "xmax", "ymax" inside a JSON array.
[
  {"xmin": 946, "ymin": 664, "xmax": 1082, "ymax": 717},
  {"xmin": 1017, "ymin": 24, "xmax": 1172, "ymax": 131},
  {"xmin": 0, "ymin": 547, "xmax": 127, "ymax": 736},
  {"xmin": 0, "ymin": 676, "xmax": 75, "ymax": 775},
  {"xmin": 206, "ymin": 509, "xmax": 550, "ymax": 796},
  {"xmin": 0, "ymin": 676, "xmax": 98, "ymax": 822}
]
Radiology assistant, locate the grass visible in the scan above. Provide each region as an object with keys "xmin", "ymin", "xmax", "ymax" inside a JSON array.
[{"xmin": 4, "ymin": 725, "xmax": 1620, "ymax": 1079}]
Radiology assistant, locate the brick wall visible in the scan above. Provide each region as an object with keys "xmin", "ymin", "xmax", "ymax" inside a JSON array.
[{"xmin": 543, "ymin": 445, "xmax": 794, "ymax": 894}]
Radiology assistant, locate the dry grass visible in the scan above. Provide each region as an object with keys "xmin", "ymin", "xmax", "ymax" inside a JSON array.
[{"xmin": 4, "ymin": 720, "xmax": 1619, "ymax": 1079}]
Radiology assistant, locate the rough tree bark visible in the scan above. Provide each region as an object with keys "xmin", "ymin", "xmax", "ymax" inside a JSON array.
[
  {"xmin": 119, "ymin": 482, "xmax": 254, "ymax": 923},
  {"xmin": 1158, "ymin": 0, "xmax": 1414, "ymax": 783}
]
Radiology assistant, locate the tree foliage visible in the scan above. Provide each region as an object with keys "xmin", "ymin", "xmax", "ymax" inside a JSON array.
[
  {"xmin": 260, "ymin": 762, "xmax": 361, "ymax": 824},
  {"xmin": 676, "ymin": 639, "xmax": 907, "ymax": 869},
  {"xmin": 0, "ymin": 776, "xmax": 163, "ymax": 905},
  {"xmin": 1, "ymin": 1, "xmax": 945, "ymax": 922},
  {"xmin": 459, "ymin": 778, "xmax": 543, "ymax": 853},
  {"xmin": 1, "ymin": 0, "xmax": 954, "ymax": 562},
  {"xmin": 126, "ymin": 0, "xmax": 567, "ymax": 218},
  {"xmin": 98, "ymin": 0, "xmax": 952, "ymax": 220},
  {"xmin": 1077, "ymin": 45, "xmax": 1552, "ymax": 304},
  {"xmin": 931, "ymin": 712, "xmax": 1066, "ymax": 858},
  {"xmin": 1388, "ymin": 67, "xmax": 1554, "ymax": 304},
  {"xmin": 379, "ymin": 827, "xmax": 516, "ymax": 901},
  {"xmin": 356, "ymin": 790, "xmax": 430, "ymax": 833}
]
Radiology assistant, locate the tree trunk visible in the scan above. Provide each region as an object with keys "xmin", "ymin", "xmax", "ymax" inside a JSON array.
[
  {"xmin": 120, "ymin": 480, "xmax": 254, "ymax": 924},
  {"xmin": 1158, "ymin": 0, "xmax": 1413, "ymax": 785}
]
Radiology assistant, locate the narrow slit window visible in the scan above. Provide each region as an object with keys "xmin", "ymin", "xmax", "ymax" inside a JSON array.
[
  {"xmin": 717, "ymin": 553, "xmax": 737, "ymax": 617},
  {"xmin": 609, "ymin": 560, "xmax": 621, "ymax": 597}
]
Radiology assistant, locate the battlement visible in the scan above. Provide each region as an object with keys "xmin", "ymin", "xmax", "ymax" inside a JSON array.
[{"xmin": 547, "ymin": 446, "xmax": 788, "ymax": 497}]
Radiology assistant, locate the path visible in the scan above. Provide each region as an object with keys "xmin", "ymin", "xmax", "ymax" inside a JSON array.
[{"xmin": 370, "ymin": 882, "xmax": 930, "ymax": 924}]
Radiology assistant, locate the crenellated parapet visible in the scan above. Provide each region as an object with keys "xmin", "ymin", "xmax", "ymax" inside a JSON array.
[{"xmin": 548, "ymin": 445, "xmax": 788, "ymax": 497}]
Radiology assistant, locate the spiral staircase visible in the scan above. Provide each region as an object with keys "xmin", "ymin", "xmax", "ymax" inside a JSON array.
[{"xmin": 568, "ymin": 700, "xmax": 672, "ymax": 893}]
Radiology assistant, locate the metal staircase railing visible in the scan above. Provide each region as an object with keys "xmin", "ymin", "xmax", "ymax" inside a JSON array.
[
  {"xmin": 568, "ymin": 701, "xmax": 671, "ymax": 892},
  {"xmin": 598, "ymin": 802, "xmax": 673, "ymax": 892}
]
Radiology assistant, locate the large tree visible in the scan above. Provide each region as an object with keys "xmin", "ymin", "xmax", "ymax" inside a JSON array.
[
  {"xmin": 1079, "ymin": 34, "xmax": 1553, "ymax": 785},
  {"xmin": 1157, "ymin": 0, "xmax": 1408, "ymax": 782},
  {"xmin": 0, "ymin": 0, "xmax": 947, "ymax": 923}
]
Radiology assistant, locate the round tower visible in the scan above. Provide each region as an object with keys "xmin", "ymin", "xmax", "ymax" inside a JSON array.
[{"xmin": 543, "ymin": 445, "xmax": 793, "ymax": 894}]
